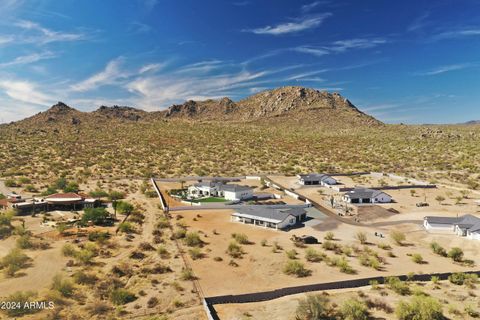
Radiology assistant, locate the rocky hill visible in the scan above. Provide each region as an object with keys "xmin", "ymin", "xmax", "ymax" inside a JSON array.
[
  {"xmin": 6, "ymin": 86, "xmax": 382, "ymax": 129},
  {"xmin": 164, "ymin": 87, "xmax": 382, "ymax": 126}
]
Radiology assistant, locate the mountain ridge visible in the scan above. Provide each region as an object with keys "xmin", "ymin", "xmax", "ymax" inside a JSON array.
[{"xmin": 5, "ymin": 86, "xmax": 383, "ymax": 128}]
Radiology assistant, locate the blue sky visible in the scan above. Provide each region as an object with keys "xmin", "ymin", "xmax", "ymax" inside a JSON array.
[{"xmin": 0, "ymin": 0, "xmax": 479, "ymax": 124}]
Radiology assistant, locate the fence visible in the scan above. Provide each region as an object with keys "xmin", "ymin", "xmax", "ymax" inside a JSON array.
[{"xmin": 204, "ymin": 270, "xmax": 480, "ymax": 318}]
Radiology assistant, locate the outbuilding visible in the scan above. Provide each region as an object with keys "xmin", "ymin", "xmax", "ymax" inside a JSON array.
[
  {"xmin": 342, "ymin": 188, "xmax": 392, "ymax": 204},
  {"xmin": 231, "ymin": 206, "xmax": 307, "ymax": 230},
  {"xmin": 297, "ymin": 173, "xmax": 337, "ymax": 186}
]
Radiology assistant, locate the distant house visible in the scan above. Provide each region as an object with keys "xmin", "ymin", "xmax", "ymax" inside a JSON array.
[
  {"xmin": 231, "ymin": 206, "xmax": 307, "ymax": 230},
  {"xmin": 342, "ymin": 188, "xmax": 392, "ymax": 204},
  {"xmin": 424, "ymin": 214, "xmax": 480, "ymax": 240},
  {"xmin": 187, "ymin": 181, "xmax": 253, "ymax": 201},
  {"xmin": 10, "ymin": 193, "xmax": 98, "ymax": 214},
  {"xmin": 0, "ymin": 199, "xmax": 8, "ymax": 211},
  {"xmin": 297, "ymin": 173, "xmax": 337, "ymax": 186}
]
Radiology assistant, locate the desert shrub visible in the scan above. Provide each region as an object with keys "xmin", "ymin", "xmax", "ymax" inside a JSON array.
[
  {"xmin": 322, "ymin": 240, "xmax": 338, "ymax": 251},
  {"xmin": 73, "ymin": 270, "xmax": 97, "ymax": 285},
  {"xmin": 188, "ymin": 248, "xmax": 204, "ymax": 260},
  {"xmin": 260, "ymin": 239, "xmax": 267, "ymax": 246},
  {"xmin": 411, "ymin": 254, "xmax": 424, "ymax": 264},
  {"xmin": 62, "ymin": 243, "xmax": 77, "ymax": 257},
  {"xmin": 184, "ymin": 232, "xmax": 203, "ymax": 247},
  {"xmin": 180, "ymin": 268, "xmax": 196, "ymax": 280},
  {"xmin": 377, "ymin": 242, "xmax": 392, "ymax": 250},
  {"xmin": 355, "ymin": 232, "xmax": 367, "ymax": 244},
  {"xmin": 88, "ymin": 231, "xmax": 110, "ymax": 243},
  {"xmin": 75, "ymin": 248, "xmax": 96, "ymax": 265},
  {"xmin": 448, "ymin": 272, "xmax": 467, "ymax": 285},
  {"xmin": 390, "ymin": 230, "xmax": 406, "ymax": 246},
  {"xmin": 231, "ymin": 233, "xmax": 250, "ymax": 244},
  {"xmin": 157, "ymin": 245, "xmax": 170, "ymax": 259},
  {"xmin": 3, "ymin": 291, "xmax": 39, "ymax": 317},
  {"xmin": 172, "ymin": 228, "xmax": 186, "ymax": 239},
  {"xmin": 324, "ymin": 232, "xmax": 335, "ymax": 240},
  {"xmin": 0, "ymin": 248, "xmax": 30, "ymax": 277},
  {"xmin": 51, "ymin": 274, "xmax": 75, "ymax": 297},
  {"xmin": 341, "ymin": 298, "xmax": 369, "ymax": 320},
  {"xmin": 118, "ymin": 222, "xmax": 135, "ymax": 233},
  {"xmin": 226, "ymin": 241, "xmax": 244, "ymax": 258},
  {"xmin": 447, "ymin": 247, "xmax": 464, "ymax": 262},
  {"xmin": 110, "ymin": 288, "xmax": 136, "ymax": 305},
  {"xmin": 305, "ymin": 248, "xmax": 324, "ymax": 262},
  {"xmin": 430, "ymin": 242, "xmax": 447, "ymax": 257},
  {"xmin": 286, "ymin": 249, "xmax": 297, "ymax": 259},
  {"xmin": 295, "ymin": 294, "xmax": 333, "ymax": 320},
  {"xmin": 16, "ymin": 234, "xmax": 33, "ymax": 249},
  {"xmin": 283, "ymin": 260, "xmax": 311, "ymax": 277},
  {"xmin": 334, "ymin": 257, "xmax": 355, "ymax": 274},
  {"xmin": 156, "ymin": 218, "xmax": 170, "ymax": 229},
  {"xmin": 147, "ymin": 296, "xmax": 159, "ymax": 308},
  {"xmin": 386, "ymin": 277, "xmax": 410, "ymax": 295},
  {"xmin": 396, "ymin": 295, "xmax": 443, "ymax": 320}
]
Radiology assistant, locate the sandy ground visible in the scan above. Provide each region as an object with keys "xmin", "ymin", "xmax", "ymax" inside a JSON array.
[
  {"xmin": 173, "ymin": 207, "xmax": 480, "ymax": 298},
  {"xmin": 0, "ymin": 241, "xmax": 67, "ymax": 296}
]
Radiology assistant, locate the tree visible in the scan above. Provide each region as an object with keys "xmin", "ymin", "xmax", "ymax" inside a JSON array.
[
  {"xmin": 81, "ymin": 207, "xmax": 110, "ymax": 226},
  {"xmin": 340, "ymin": 298, "xmax": 369, "ymax": 320},
  {"xmin": 447, "ymin": 247, "xmax": 464, "ymax": 262},
  {"xmin": 396, "ymin": 295, "xmax": 443, "ymax": 320},
  {"xmin": 390, "ymin": 230, "xmax": 406, "ymax": 246},
  {"xmin": 53, "ymin": 177, "xmax": 68, "ymax": 190},
  {"xmin": 295, "ymin": 294, "xmax": 333, "ymax": 320},
  {"xmin": 109, "ymin": 191, "xmax": 125, "ymax": 218},
  {"xmin": 64, "ymin": 182, "xmax": 79, "ymax": 193},
  {"xmin": 115, "ymin": 201, "xmax": 134, "ymax": 219},
  {"xmin": 435, "ymin": 195, "xmax": 446, "ymax": 205}
]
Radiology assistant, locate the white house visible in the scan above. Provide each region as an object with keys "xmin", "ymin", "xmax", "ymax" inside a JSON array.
[
  {"xmin": 297, "ymin": 173, "xmax": 337, "ymax": 186},
  {"xmin": 187, "ymin": 181, "xmax": 222, "ymax": 198},
  {"xmin": 342, "ymin": 188, "xmax": 392, "ymax": 204},
  {"xmin": 220, "ymin": 184, "xmax": 254, "ymax": 201},
  {"xmin": 231, "ymin": 206, "xmax": 307, "ymax": 230},
  {"xmin": 424, "ymin": 214, "xmax": 480, "ymax": 240},
  {"xmin": 187, "ymin": 181, "xmax": 253, "ymax": 201}
]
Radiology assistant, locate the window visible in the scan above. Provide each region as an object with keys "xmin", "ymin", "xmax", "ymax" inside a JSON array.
[{"xmin": 290, "ymin": 218, "xmax": 295, "ymax": 223}]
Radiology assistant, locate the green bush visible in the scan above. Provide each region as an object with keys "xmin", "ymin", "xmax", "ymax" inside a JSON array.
[
  {"xmin": 341, "ymin": 298, "xmax": 369, "ymax": 320},
  {"xmin": 3, "ymin": 291, "xmax": 39, "ymax": 317},
  {"xmin": 188, "ymin": 248, "xmax": 204, "ymax": 260},
  {"xmin": 411, "ymin": 253, "xmax": 424, "ymax": 264},
  {"xmin": 51, "ymin": 274, "xmax": 75, "ymax": 297},
  {"xmin": 0, "ymin": 248, "xmax": 30, "ymax": 277},
  {"xmin": 118, "ymin": 222, "xmax": 135, "ymax": 233},
  {"xmin": 447, "ymin": 247, "xmax": 464, "ymax": 262},
  {"xmin": 396, "ymin": 295, "xmax": 443, "ymax": 320},
  {"xmin": 305, "ymin": 248, "xmax": 324, "ymax": 262},
  {"xmin": 226, "ymin": 241, "xmax": 244, "ymax": 258},
  {"xmin": 81, "ymin": 207, "xmax": 110, "ymax": 226},
  {"xmin": 231, "ymin": 233, "xmax": 250, "ymax": 244},
  {"xmin": 390, "ymin": 230, "xmax": 406, "ymax": 246},
  {"xmin": 295, "ymin": 294, "xmax": 333, "ymax": 320},
  {"xmin": 283, "ymin": 260, "xmax": 311, "ymax": 277},
  {"xmin": 286, "ymin": 249, "xmax": 297, "ymax": 259},
  {"xmin": 430, "ymin": 242, "xmax": 447, "ymax": 256},
  {"xmin": 386, "ymin": 277, "xmax": 411, "ymax": 295},
  {"xmin": 184, "ymin": 232, "xmax": 203, "ymax": 247},
  {"xmin": 110, "ymin": 288, "xmax": 136, "ymax": 305}
]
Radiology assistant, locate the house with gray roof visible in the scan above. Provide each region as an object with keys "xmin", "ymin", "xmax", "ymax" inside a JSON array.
[
  {"xmin": 297, "ymin": 173, "xmax": 337, "ymax": 186},
  {"xmin": 424, "ymin": 214, "xmax": 480, "ymax": 240},
  {"xmin": 342, "ymin": 188, "xmax": 392, "ymax": 204},
  {"xmin": 187, "ymin": 181, "xmax": 253, "ymax": 201},
  {"xmin": 231, "ymin": 206, "xmax": 307, "ymax": 230}
]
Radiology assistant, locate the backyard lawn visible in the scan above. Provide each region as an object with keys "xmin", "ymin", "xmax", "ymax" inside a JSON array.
[{"xmin": 192, "ymin": 197, "xmax": 229, "ymax": 203}]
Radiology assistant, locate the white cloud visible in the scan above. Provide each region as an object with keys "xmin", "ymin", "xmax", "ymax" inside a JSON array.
[
  {"xmin": 0, "ymin": 51, "xmax": 56, "ymax": 68},
  {"xmin": 329, "ymin": 38, "xmax": 387, "ymax": 52},
  {"xmin": 301, "ymin": 1, "xmax": 329, "ymax": 13},
  {"xmin": 0, "ymin": 79, "xmax": 54, "ymax": 106},
  {"xmin": 416, "ymin": 63, "xmax": 476, "ymax": 76},
  {"xmin": 14, "ymin": 20, "xmax": 86, "ymax": 44},
  {"xmin": 293, "ymin": 46, "xmax": 329, "ymax": 57},
  {"xmin": 407, "ymin": 12, "xmax": 430, "ymax": 32},
  {"xmin": 432, "ymin": 28, "xmax": 480, "ymax": 40},
  {"xmin": 246, "ymin": 13, "xmax": 331, "ymax": 35},
  {"xmin": 71, "ymin": 58, "xmax": 126, "ymax": 92},
  {"xmin": 139, "ymin": 63, "xmax": 166, "ymax": 74},
  {"xmin": 0, "ymin": 35, "xmax": 14, "ymax": 45}
]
